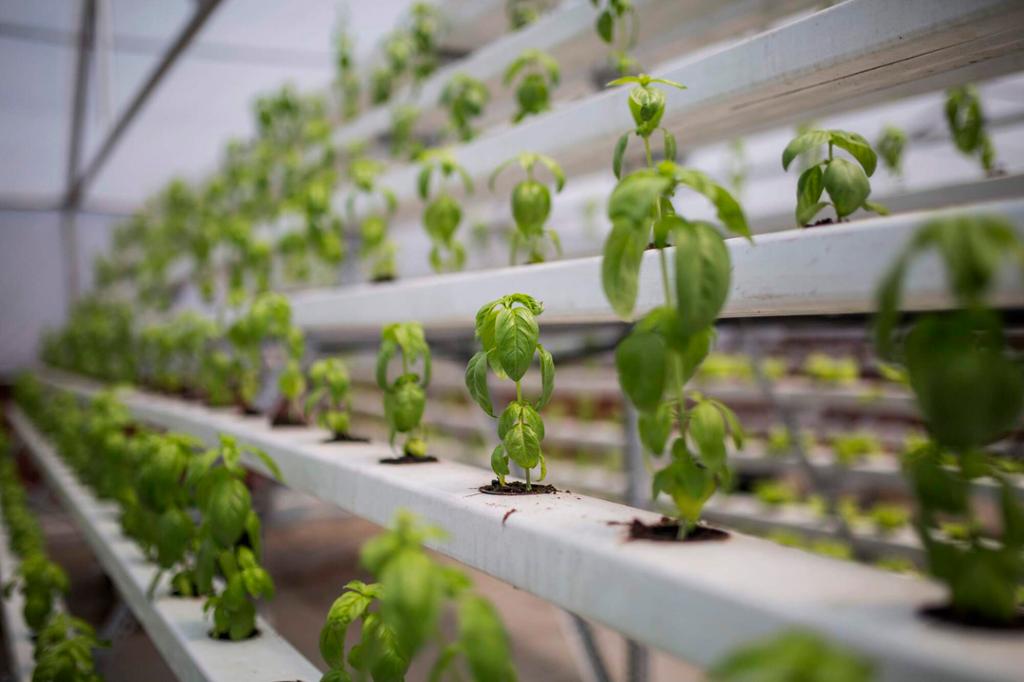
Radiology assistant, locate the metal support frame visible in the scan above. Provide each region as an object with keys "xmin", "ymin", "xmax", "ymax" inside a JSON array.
[{"xmin": 62, "ymin": 0, "xmax": 225, "ymax": 211}]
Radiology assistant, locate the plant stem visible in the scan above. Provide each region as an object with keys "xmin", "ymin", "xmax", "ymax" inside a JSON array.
[
  {"xmin": 643, "ymin": 135, "xmax": 653, "ymax": 168},
  {"xmin": 525, "ymin": 465, "xmax": 531, "ymax": 491},
  {"xmin": 515, "ymin": 380, "xmax": 522, "ymax": 402}
]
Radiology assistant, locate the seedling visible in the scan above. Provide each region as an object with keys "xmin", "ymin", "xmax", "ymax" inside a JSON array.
[
  {"xmin": 3, "ymin": 541, "xmax": 69, "ymax": 633},
  {"xmin": 346, "ymin": 156, "xmax": 399, "ymax": 282},
  {"xmin": 876, "ymin": 125, "xmax": 907, "ymax": 177},
  {"xmin": 945, "ymin": 85, "xmax": 997, "ymax": 175},
  {"xmin": 466, "ymin": 293, "xmax": 554, "ymax": 491},
  {"xmin": 190, "ymin": 436, "xmax": 281, "ymax": 640},
  {"xmin": 832, "ymin": 432, "xmax": 880, "ymax": 466},
  {"xmin": 753, "ymin": 480, "xmax": 797, "ymax": 508},
  {"xmin": 440, "ymin": 74, "xmax": 490, "ymax": 141},
  {"xmin": 710, "ymin": 630, "xmax": 874, "ymax": 682},
  {"xmin": 305, "ymin": 358, "xmax": 355, "ymax": 441},
  {"xmin": 507, "ymin": 0, "xmax": 546, "ymax": 29},
  {"xmin": 802, "ymin": 353, "xmax": 858, "ymax": 385},
  {"xmin": 227, "ymin": 293, "xmax": 306, "ymax": 422},
  {"xmin": 334, "ymin": 25, "xmax": 360, "ymax": 120},
  {"xmin": 601, "ymin": 79, "xmax": 749, "ymax": 535},
  {"xmin": 32, "ymin": 613, "xmax": 107, "ymax": 682},
  {"xmin": 489, "ymin": 152, "xmax": 565, "ymax": 264},
  {"xmin": 418, "ymin": 151, "xmax": 475, "ymax": 272},
  {"xmin": 592, "ymin": 0, "xmax": 638, "ymax": 75},
  {"xmin": 608, "ymin": 74, "xmax": 685, "ymax": 179},
  {"xmin": 318, "ymin": 511, "xmax": 515, "ymax": 682},
  {"xmin": 875, "ymin": 213, "xmax": 1024, "ymax": 624},
  {"xmin": 782, "ymin": 128, "xmax": 888, "ymax": 225},
  {"xmin": 390, "ymin": 104, "xmax": 423, "ymax": 160},
  {"xmin": 504, "ymin": 49, "xmax": 560, "ymax": 122},
  {"xmin": 377, "ymin": 322, "xmax": 432, "ymax": 458},
  {"xmin": 869, "ymin": 503, "xmax": 909, "ymax": 536}
]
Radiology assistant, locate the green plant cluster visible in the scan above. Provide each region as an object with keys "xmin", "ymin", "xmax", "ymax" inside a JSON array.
[
  {"xmin": 802, "ymin": 353, "xmax": 859, "ymax": 386},
  {"xmin": 875, "ymin": 213, "xmax": 1024, "ymax": 624},
  {"xmin": 782, "ymin": 128, "xmax": 888, "ymax": 225},
  {"xmin": 440, "ymin": 74, "xmax": 490, "ymax": 142},
  {"xmin": 945, "ymin": 85, "xmax": 997, "ymax": 175},
  {"xmin": 0, "ymin": 438, "xmax": 108, "ymax": 682},
  {"xmin": 466, "ymin": 294, "xmax": 554, "ymax": 489},
  {"xmin": 318, "ymin": 511, "xmax": 515, "ymax": 682},
  {"xmin": 377, "ymin": 323, "xmax": 433, "ymax": 458},
  {"xmin": 489, "ymin": 152, "xmax": 565, "ymax": 264},
  {"xmin": 504, "ymin": 49, "xmax": 560, "ymax": 123},
  {"xmin": 14, "ymin": 378, "xmax": 282, "ymax": 641},
  {"xmin": 418, "ymin": 151, "xmax": 475, "ymax": 272},
  {"xmin": 710, "ymin": 630, "xmax": 874, "ymax": 682},
  {"xmin": 602, "ymin": 76, "xmax": 749, "ymax": 537}
]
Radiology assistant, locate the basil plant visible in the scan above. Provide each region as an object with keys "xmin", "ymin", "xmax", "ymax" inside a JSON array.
[
  {"xmin": 419, "ymin": 151, "xmax": 475, "ymax": 273},
  {"xmin": 377, "ymin": 322, "xmax": 432, "ymax": 458},
  {"xmin": 465, "ymin": 294, "xmax": 554, "ymax": 490},
  {"xmin": 489, "ymin": 152, "xmax": 565, "ymax": 264}
]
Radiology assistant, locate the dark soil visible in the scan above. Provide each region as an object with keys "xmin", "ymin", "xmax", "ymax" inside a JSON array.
[
  {"xmin": 379, "ymin": 455, "xmax": 438, "ymax": 465},
  {"xmin": 919, "ymin": 604, "xmax": 1024, "ymax": 631},
  {"xmin": 208, "ymin": 628, "xmax": 260, "ymax": 641},
  {"xmin": 238, "ymin": 404, "xmax": 263, "ymax": 417},
  {"xmin": 325, "ymin": 432, "xmax": 370, "ymax": 443},
  {"xmin": 270, "ymin": 401, "xmax": 307, "ymax": 428},
  {"xmin": 617, "ymin": 516, "xmax": 730, "ymax": 543},
  {"xmin": 804, "ymin": 217, "xmax": 834, "ymax": 228},
  {"xmin": 479, "ymin": 480, "xmax": 557, "ymax": 496},
  {"xmin": 371, "ymin": 274, "xmax": 396, "ymax": 284}
]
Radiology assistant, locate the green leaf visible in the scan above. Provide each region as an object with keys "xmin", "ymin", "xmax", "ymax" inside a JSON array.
[
  {"xmin": 156, "ymin": 508, "xmax": 194, "ymax": 569},
  {"xmin": 206, "ymin": 478, "xmax": 251, "ymax": 548},
  {"xmin": 905, "ymin": 312, "xmax": 1023, "ymax": 450},
  {"xmin": 458, "ymin": 594, "xmax": 516, "ymax": 682},
  {"xmin": 872, "ymin": 254, "xmax": 907, "ymax": 361},
  {"xmin": 689, "ymin": 401, "xmax": 727, "ymax": 474},
  {"xmin": 864, "ymin": 200, "xmax": 889, "ymax": 216},
  {"xmin": 638, "ymin": 403, "xmax": 673, "ymax": 455},
  {"xmin": 670, "ymin": 168, "xmax": 750, "ymax": 239},
  {"xmin": 615, "ymin": 330, "xmax": 666, "ymax": 411},
  {"xmin": 596, "ymin": 10, "xmax": 613, "ymax": 43},
  {"xmin": 823, "ymin": 158, "xmax": 870, "ymax": 219},
  {"xmin": 796, "ymin": 165, "xmax": 825, "ymax": 225},
  {"xmin": 490, "ymin": 444, "xmax": 510, "ymax": 480},
  {"xmin": 503, "ymin": 416, "xmax": 542, "ymax": 469},
  {"xmin": 782, "ymin": 130, "xmax": 830, "ymax": 170},
  {"xmin": 536, "ymin": 344, "xmax": 555, "ymax": 410},
  {"xmin": 662, "ymin": 128, "xmax": 677, "ymax": 163},
  {"xmin": 495, "ymin": 305, "xmax": 539, "ymax": 382},
  {"xmin": 673, "ymin": 221, "xmax": 731, "ymax": 336},
  {"xmin": 608, "ymin": 170, "xmax": 671, "ymax": 229},
  {"xmin": 613, "ymin": 132, "xmax": 630, "ymax": 179},
  {"xmin": 829, "ymin": 129, "xmax": 878, "ymax": 176},
  {"xmin": 464, "ymin": 351, "xmax": 494, "ymax": 416},
  {"xmin": 380, "ymin": 550, "xmax": 444, "ymax": 660},
  {"xmin": 376, "ymin": 339, "xmax": 397, "ymax": 389},
  {"xmin": 248, "ymin": 446, "xmax": 283, "ymax": 481},
  {"xmin": 601, "ymin": 219, "xmax": 648, "ymax": 319}
]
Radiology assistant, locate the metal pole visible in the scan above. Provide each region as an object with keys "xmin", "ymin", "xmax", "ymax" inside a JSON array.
[
  {"xmin": 60, "ymin": 0, "xmax": 97, "ymax": 304},
  {"xmin": 63, "ymin": 0, "xmax": 225, "ymax": 210},
  {"xmin": 622, "ymin": 399, "xmax": 650, "ymax": 682}
]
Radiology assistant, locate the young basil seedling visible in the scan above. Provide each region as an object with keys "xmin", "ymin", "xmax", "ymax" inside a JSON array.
[
  {"xmin": 782, "ymin": 128, "xmax": 888, "ymax": 225},
  {"xmin": 346, "ymin": 156, "xmax": 400, "ymax": 282},
  {"xmin": 876, "ymin": 125, "xmax": 907, "ymax": 177},
  {"xmin": 504, "ymin": 49, "xmax": 560, "ymax": 123},
  {"xmin": 945, "ymin": 85, "xmax": 997, "ymax": 175},
  {"xmin": 489, "ymin": 152, "xmax": 565, "ymax": 264},
  {"xmin": 306, "ymin": 358, "xmax": 354, "ymax": 441},
  {"xmin": 418, "ymin": 151, "xmax": 475, "ymax": 272},
  {"xmin": 874, "ymin": 213, "xmax": 1024, "ymax": 624},
  {"xmin": 466, "ymin": 293, "xmax": 554, "ymax": 490},
  {"xmin": 601, "ymin": 82, "xmax": 749, "ymax": 536},
  {"xmin": 318, "ymin": 511, "xmax": 516, "ymax": 682},
  {"xmin": 592, "ymin": 0, "xmax": 638, "ymax": 75},
  {"xmin": 440, "ymin": 74, "xmax": 490, "ymax": 142},
  {"xmin": 607, "ymin": 74, "xmax": 685, "ymax": 179},
  {"xmin": 377, "ymin": 322, "xmax": 432, "ymax": 458},
  {"xmin": 190, "ymin": 435, "xmax": 282, "ymax": 641}
]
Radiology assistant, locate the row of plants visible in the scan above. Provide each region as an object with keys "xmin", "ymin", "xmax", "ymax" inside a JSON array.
[
  {"xmin": 0, "ymin": 434, "xmax": 106, "ymax": 682},
  {"xmin": 13, "ymin": 377, "xmax": 280, "ymax": 641}
]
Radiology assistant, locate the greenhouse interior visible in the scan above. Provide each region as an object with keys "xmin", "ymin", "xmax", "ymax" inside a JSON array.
[{"xmin": 0, "ymin": 0, "xmax": 1023, "ymax": 680}]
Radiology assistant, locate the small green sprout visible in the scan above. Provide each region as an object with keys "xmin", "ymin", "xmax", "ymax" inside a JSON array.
[
  {"xmin": 489, "ymin": 152, "xmax": 565, "ymax": 264},
  {"xmin": 377, "ymin": 323, "xmax": 432, "ymax": 458},
  {"xmin": 418, "ymin": 151, "xmax": 475, "ymax": 272},
  {"xmin": 504, "ymin": 49, "xmax": 560, "ymax": 122},
  {"xmin": 782, "ymin": 128, "xmax": 888, "ymax": 225},
  {"xmin": 441, "ymin": 74, "xmax": 490, "ymax": 141}
]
